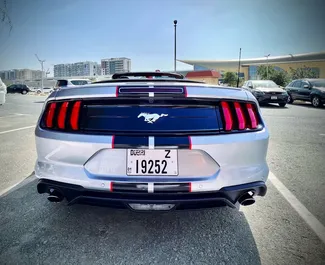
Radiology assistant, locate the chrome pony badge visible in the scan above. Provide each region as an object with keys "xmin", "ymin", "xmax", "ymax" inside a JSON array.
[{"xmin": 137, "ymin": 112, "xmax": 168, "ymax": 124}]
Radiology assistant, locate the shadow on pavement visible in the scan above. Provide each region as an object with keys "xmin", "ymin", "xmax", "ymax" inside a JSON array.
[
  {"xmin": 0, "ymin": 179, "xmax": 261, "ymax": 265},
  {"xmin": 290, "ymin": 102, "xmax": 325, "ymax": 109},
  {"xmin": 259, "ymin": 103, "xmax": 288, "ymax": 109}
]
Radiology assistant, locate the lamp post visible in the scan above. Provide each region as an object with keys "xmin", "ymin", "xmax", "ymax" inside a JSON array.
[
  {"xmin": 174, "ymin": 20, "xmax": 177, "ymax": 72},
  {"xmin": 265, "ymin": 54, "xmax": 270, "ymax": 79},
  {"xmin": 35, "ymin": 54, "xmax": 45, "ymax": 93},
  {"xmin": 236, "ymin": 48, "xmax": 242, "ymax": 87}
]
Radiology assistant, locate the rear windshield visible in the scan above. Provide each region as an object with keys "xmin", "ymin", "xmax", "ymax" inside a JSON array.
[
  {"xmin": 70, "ymin": 80, "xmax": 89, "ymax": 85},
  {"xmin": 252, "ymin": 81, "xmax": 278, "ymax": 89},
  {"xmin": 56, "ymin": 80, "xmax": 68, "ymax": 87}
]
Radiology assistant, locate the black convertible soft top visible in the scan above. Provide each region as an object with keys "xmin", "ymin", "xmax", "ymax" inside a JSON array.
[{"xmin": 93, "ymin": 72, "xmax": 204, "ymax": 84}]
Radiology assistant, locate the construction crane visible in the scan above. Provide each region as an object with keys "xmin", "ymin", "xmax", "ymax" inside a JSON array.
[{"xmin": 45, "ymin": 68, "xmax": 50, "ymax": 78}]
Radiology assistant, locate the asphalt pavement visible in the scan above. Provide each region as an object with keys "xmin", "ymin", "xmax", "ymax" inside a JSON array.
[{"xmin": 0, "ymin": 94, "xmax": 325, "ymax": 265}]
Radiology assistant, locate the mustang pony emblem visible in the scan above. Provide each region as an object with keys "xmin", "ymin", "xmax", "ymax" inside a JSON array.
[{"xmin": 137, "ymin": 112, "xmax": 168, "ymax": 124}]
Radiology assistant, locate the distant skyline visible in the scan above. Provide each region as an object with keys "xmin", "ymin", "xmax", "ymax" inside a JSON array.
[{"xmin": 0, "ymin": 0, "xmax": 325, "ymax": 75}]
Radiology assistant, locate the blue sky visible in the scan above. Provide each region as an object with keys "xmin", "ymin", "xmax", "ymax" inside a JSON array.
[{"xmin": 0, "ymin": 0, "xmax": 324, "ymax": 74}]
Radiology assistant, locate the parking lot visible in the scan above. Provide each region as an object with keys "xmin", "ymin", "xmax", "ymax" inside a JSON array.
[{"xmin": 0, "ymin": 94, "xmax": 325, "ymax": 265}]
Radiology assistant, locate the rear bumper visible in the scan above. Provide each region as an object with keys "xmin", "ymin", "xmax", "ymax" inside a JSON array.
[
  {"xmin": 37, "ymin": 179, "xmax": 267, "ymax": 210},
  {"xmin": 256, "ymin": 94, "xmax": 288, "ymax": 104}
]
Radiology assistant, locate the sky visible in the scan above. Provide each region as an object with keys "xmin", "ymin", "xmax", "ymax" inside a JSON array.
[{"xmin": 0, "ymin": 0, "xmax": 324, "ymax": 74}]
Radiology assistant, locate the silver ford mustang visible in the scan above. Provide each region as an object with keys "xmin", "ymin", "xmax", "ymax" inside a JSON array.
[{"xmin": 35, "ymin": 72, "xmax": 269, "ymax": 211}]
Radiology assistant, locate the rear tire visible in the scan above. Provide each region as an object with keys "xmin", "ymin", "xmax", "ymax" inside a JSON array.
[
  {"xmin": 279, "ymin": 103, "xmax": 286, "ymax": 107},
  {"xmin": 311, "ymin": 95, "xmax": 321, "ymax": 108},
  {"xmin": 21, "ymin": 90, "xmax": 27, "ymax": 95},
  {"xmin": 287, "ymin": 94, "xmax": 294, "ymax": 104}
]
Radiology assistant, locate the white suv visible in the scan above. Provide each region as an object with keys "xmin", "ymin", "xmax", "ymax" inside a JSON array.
[
  {"xmin": 55, "ymin": 79, "xmax": 92, "ymax": 89},
  {"xmin": 0, "ymin": 78, "xmax": 7, "ymax": 105}
]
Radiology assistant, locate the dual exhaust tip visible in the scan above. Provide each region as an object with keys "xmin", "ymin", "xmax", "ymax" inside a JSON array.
[
  {"xmin": 238, "ymin": 191, "xmax": 255, "ymax": 206},
  {"xmin": 47, "ymin": 188, "xmax": 64, "ymax": 203}
]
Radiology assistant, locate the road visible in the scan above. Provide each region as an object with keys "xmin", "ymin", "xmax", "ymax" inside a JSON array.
[{"xmin": 0, "ymin": 94, "xmax": 325, "ymax": 265}]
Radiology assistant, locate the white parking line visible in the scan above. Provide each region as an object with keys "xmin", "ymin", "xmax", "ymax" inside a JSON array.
[
  {"xmin": 269, "ymin": 172, "xmax": 325, "ymax": 244},
  {"xmin": 0, "ymin": 125, "xmax": 35, "ymax": 135},
  {"xmin": 0, "ymin": 173, "xmax": 35, "ymax": 197},
  {"xmin": 0, "ymin": 113, "xmax": 30, "ymax": 119}
]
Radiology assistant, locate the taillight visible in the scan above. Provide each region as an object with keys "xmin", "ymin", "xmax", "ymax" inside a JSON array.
[
  {"xmin": 42, "ymin": 100, "xmax": 82, "ymax": 131},
  {"xmin": 246, "ymin": 103, "xmax": 257, "ymax": 129},
  {"xmin": 220, "ymin": 101, "xmax": 233, "ymax": 131},
  {"xmin": 46, "ymin": 103, "xmax": 56, "ymax": 128},
  {"xmin": 70, "ymin": 101, "xmax": 81, "ymax": 130},
  {"xmin": 58, "ymin": 102, "xmax": 69, "ymax": 129},
  {"xmin": 234, "ymin": 102, "xmax": 246, "ymax": 130},
  {"xmin": 220, "ymin": 101, "xmax": 259, "ymax": 131}
]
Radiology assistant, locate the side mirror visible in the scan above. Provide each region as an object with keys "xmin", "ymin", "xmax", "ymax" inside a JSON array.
[
  {"xmin": 303, "ymin": 84, "xmax": 310, "ymax": 89},
  {"xmin": 248, "ymin": 85, "xmax": 253, "ymax": 89}
]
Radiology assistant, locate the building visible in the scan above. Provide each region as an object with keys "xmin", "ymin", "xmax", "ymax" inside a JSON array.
[
  {"xmin": 0, "ymin": 69, "xmax": 45, "ymax": 81},
  {"xmin": 185, "ymin": 70, "xmax": 221, "ymax": 84},
  {"xmin": 178, "ymin": 51, "xmax": 325, "ymax": 80},
  {"xmin": 54, "ymin": 61, "xmax": 101, "ymax": 78},
  {"xmin": 101, "ymin": 58, "xmax": 131, "ymax": 75}
]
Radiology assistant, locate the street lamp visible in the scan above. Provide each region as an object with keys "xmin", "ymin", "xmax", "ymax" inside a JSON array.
[
  {"xmin": 264, "ymin": 54, "xmax": 270, "ymax": 79},
  {"xmin": 174, "ymin": 20, "xmax": 177, "ymax": 72},
  {"xmin": 35, "ymin": 54, "xmax": 45, "ymax": 93}
]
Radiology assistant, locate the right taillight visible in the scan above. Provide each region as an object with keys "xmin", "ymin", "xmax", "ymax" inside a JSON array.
[
  {"xmin": 42, "ymin": 100, "xmax": 82, "ymax": 131},
  {"xmin": 246, "ymin": 103, "xmax": 257, "ymax": 129},
  {"xmin": 220, "ymin": 101, "xmax": 259, "ymax": 131}
]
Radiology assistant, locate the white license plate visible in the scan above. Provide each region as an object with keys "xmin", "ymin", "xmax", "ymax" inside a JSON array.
[
  {"xmin": 271, "ymin": 96, "xmax": 277, "ymax": 100},
  {"xmin": 126, "ymin": 149, "xmax": 178, "ymax": 176}
]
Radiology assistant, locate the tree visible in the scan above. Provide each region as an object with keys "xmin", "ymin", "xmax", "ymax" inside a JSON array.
[
  {"xmin": 271, "ymin": 71, "xmax": 289, "ymax": 87},
  {"xmin": 256, "ymin": 65, "xmax": 276, "ymax": 80},
  {"xmin": 289, "ymin": 66, "xmax": 318, "ymax": 79},
  {"xmin": 256, "ymin": 65, "xmax": 289, "ymax": 87},
  {"xmin": 223, "ymin": 72, "xmax": 237, "ymax": 87}
]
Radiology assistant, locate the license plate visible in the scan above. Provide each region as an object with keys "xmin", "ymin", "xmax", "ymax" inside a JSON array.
[
  {"xmin": 126, "ymin": 149, "xmax": 178, "ymax": 176},
  {"xmin": 271, "ymin": 96, "xmax": 277, "ymax": 100}
]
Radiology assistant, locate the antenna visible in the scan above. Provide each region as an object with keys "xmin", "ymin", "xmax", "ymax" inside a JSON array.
[{"xmin": 35, "ymin": 54, "xmax": 46, "ymax": 92}]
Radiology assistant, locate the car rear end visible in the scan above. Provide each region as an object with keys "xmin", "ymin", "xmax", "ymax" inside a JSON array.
[
  {"xmin": 255, "ymin": 91, "xmax": 288, "ymax": 105},
  {"xmin": 35, "ymin": 78, "xmax": 269, "ymax": 211}
]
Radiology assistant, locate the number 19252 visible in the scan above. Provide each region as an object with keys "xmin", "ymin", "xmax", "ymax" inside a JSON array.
[{"xmin": 136, "ymin": 159, "xmax": 168, "ymax": 174}]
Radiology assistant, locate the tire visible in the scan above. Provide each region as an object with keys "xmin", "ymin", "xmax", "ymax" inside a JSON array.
[
  {"xmin": 311, "ymin": 95, "xmax": 321, "ymax": 108},
  {"xmin": 37, "ymin": 90, "xmax": 41, "ymax": 94},
  {"xmin": 287, "ymin": 94, "xmax": 294, "ymax": 104},
  {"xmin": 21, "ymin": 90, "xmax": 28, "ymax": 95},
  {"xmin": 279, "ymin": 103, "xmax": 286, "ymax": 107}
]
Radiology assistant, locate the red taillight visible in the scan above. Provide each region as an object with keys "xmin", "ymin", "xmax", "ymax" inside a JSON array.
[
  {"xmin": 46, "ymin": 103, "xmax": 56, "ymax": 128},
  {"xmin": 70, "ymin": 101, "xmax": 81, "ymax": 130},
  {"xmin": 234, "ymin": 102, "xmax": 246, "ymax": 130},
  {"xmin": 221, "ymin": 101, "xmax": 233, "ymax": 131},
  {"xmin": 221, "ymin": 101, "xmax": 259, "ymax": 131},
  {"xmin": 58, "ymin": 102, "xmax": 69, "ymax": 129},
  {"xmin": 246, "ymin": 103, "xmax": 257, "ymax": 129}
]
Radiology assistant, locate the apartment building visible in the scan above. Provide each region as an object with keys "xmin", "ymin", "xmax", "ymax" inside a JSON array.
[
  {"xmin": 101, "ymin": 57, "xmax": 131, "ymax": 75},
  {"xmin": 0, "ymin": 69, "xmax": 45, "ymax": 81},
  {"xmin": 54, "ymin": 61, "xmax": 101, "ymax": 78}
]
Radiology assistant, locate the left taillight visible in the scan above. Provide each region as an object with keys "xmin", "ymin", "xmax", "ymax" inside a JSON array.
[{"xmin": 42, "ymin": 100, "xmax": 82, "ymax": 131}]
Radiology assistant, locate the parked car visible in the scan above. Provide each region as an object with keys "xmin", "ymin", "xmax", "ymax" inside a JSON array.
[
  {"xmin": 35, "ymin": 71, "xmax": 269, "ymax": 211},
  {"xmin": 36, "ymin": 87, "xmax": 54, "ymax": 94},
  {"xmin": 55, "ymin": 79, "xmax": 92, "ymax": 89},
  {"xmin": 242, "ymin": 80, "xmax": 289, "ymax": 107},
  {"xmin": 6, "ymin": 84, "xmax": 30, "ymax": 94},
  {"xmin": 0, "ymin": 78, "xmax": 6, "ymax": 105},
  {"xmin": 285, "ymin": 79, "xmax": 325, "ymax": 108}
]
